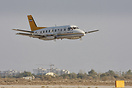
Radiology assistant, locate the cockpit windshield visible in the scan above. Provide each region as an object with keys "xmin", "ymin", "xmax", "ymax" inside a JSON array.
[{"xmin": 68, "ymin": 27, "xmax": 79, "ymax": 30}]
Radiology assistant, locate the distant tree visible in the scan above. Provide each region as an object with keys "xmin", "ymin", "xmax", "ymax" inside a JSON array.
[
  {"xmin": 123, "ymin": 70, "xmax": 132, "ymax": 79},
  {"xmin": 100, "ymin": 70, "xmax": 120, "ymax": 80},
  {"xmin": 108, "ymin": 70, "xmax": 119, "ymax": 79},
  {"xmin": 100, "ymin": 73, "xmax": 107, "ymax": 78},
  {"xmin": 42, "ymin": 75, "xmax": 54, "ymax": 81},
  {"xmin": 88, "ymin": 69, "xmax": 97, "ymax": 76},
  {"xmin": 126, "ymin": 70, "xmax": 132, "ymax": 75},
  {"xmin": 16, "ymin": 71, "xmax": 32, "ymax": 78},
  {"xmin": 69, "ymin": 73, "xmax": 77, "ymax": 79},
  {"xmin": 34, "ymin": 75, "xmax": 41, "ymax": 78},
  {"xmin": 61, "ymin": 74, "xmax": 69, "ymax": 79},
  {"xmin": 77, "ymin": 73, "xmax": 88, "ymax": 79}
]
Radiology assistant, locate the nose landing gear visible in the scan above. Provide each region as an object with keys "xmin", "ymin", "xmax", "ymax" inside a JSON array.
[{"xmin": 80, "ymin": 37, "xmax": 82, "ymax": 41}]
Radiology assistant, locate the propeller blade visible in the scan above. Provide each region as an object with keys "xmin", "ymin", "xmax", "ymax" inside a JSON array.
[{"xmin": 85, "ymin": 30, "xmax": 99, "ymax": 34}]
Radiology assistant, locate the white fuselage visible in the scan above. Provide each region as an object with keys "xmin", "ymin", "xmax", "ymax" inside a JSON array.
[
  {"xmin": 33, "ymin": 25, "xmax": 85, "ymax": 40},
  {"xmin": 13, "ymin": 15, "xmax": 99, "ymax": 41}
]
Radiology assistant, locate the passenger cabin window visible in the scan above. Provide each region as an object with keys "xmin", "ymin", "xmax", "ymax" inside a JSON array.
[
  {"xmin": 64, "ymin": 29, "xmax": 66, "ymax": 31},
  {"xmin": 68, "ymin": 27, "xmax": 70, "ymax": 31}
]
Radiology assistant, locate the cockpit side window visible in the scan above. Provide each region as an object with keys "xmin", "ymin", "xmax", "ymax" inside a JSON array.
[
  {"xmin": 67, "ymin": 26, "xmax": 79, "ymax": 30},
  {"xmin": 73, "ymin": 27, "xmax": 76, "ymax": 29},
  {"xmin": 73, "ymin": 27, "xmax": 79, "ymax": 29},
  {"xmin": 76, "ymin": 27, "xmax": 79, "ymax": 29}
]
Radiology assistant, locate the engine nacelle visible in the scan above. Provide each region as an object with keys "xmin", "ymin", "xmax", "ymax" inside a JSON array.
[{"xmin": 43, "ymin": 36, "xmax": 55, "ymax": 40}]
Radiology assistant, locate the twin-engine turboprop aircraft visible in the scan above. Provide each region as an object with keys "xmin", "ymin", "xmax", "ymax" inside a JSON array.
[{"xmin": 13, "ymin": 15, "xmax": 99, "ymax": 40}]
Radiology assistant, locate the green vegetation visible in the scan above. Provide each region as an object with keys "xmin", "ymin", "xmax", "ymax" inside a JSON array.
[
  {"xmin": 16, "ymin": 71, "xmax": 32, "ymax": 78},
  {"xmin": 0, "ymin": 70, "xmax": 132, "ymax": 86},
  {"xmin": 1, "ymin": 69, "xmax": 132, "ymax": 81},
  {"xmin": 31, "ymin": 69, "xmax": 132, "ymax": 81}
]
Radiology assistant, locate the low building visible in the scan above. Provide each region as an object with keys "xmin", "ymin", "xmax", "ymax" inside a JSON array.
[
  {"xmin": 33, "ymin": 68, "xmax": 47, "ymax": 75},
  {"xmin": 33, "ymin": 68, "xmax": 70, "ymax": 76},
  {"xmin": 0, "ymin": 70, "xmax": 23, "ymax": 77},
  {"xmin": 23, "ymin": 76, "xmax": 35, "ymax": 80},
  {"xmin": 46, "ymin": 72, "xmax": 56, "ymax": 77}
]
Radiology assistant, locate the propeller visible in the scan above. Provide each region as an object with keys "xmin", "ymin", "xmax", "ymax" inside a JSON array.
[{"xmin": 85, "ymin": 29, "xmax": 99, "ymax": 34}]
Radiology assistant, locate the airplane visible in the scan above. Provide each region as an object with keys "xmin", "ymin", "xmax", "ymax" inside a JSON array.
[{"xmin": 13, "ymin": 15, "xmax": 99, "ymax": 41}]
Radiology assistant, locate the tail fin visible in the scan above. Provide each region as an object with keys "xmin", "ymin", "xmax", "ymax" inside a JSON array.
[{"xmin": 27, "ymin": 15, "xmax": 46, "ymax": 31}]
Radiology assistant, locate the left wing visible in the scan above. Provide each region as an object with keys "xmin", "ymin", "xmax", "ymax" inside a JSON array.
[{"xmin": 85, "ymin": 29, "xmax": 99, "ymax": 34}]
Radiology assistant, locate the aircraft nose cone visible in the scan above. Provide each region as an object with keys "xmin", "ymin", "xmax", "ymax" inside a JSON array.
[
  {"xmin": 80, "ymin": 30, "xmax": 85, "ymax": 35},
  {"xmin": 74, "ymin": 29, "xmax": 85, "ymax": 36}
]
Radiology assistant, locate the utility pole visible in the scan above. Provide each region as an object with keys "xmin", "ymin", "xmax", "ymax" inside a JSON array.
[{"xmin": 50, "ymin": 64, "xmax": 54, "ymax": 72}]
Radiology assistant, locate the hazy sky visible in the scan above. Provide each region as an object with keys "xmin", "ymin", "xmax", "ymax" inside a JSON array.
[{"xmin": 0, "ymin": 0, "xmax": 132, "ymax": 73}]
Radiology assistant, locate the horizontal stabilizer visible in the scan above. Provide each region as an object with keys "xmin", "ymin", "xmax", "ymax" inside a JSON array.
[
  {"xmin": 12, "ymin": 29, "xmax": 34, "ymax": 33},
  {"xmin": 85, "ymin": 30, "xmax": 99, "ymax": 34},
  {"xmin": 16, "ymin": 33, "xmax": 32, "ymax": 36},
  {"xmin": 16, "ymin": 33, "xmax": 43, "ymax": 38}
]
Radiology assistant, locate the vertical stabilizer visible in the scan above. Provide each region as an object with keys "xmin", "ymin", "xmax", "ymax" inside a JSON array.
[{"xmin": 27, "ymin": 15, "xmax": 46, "ymax": 31}]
